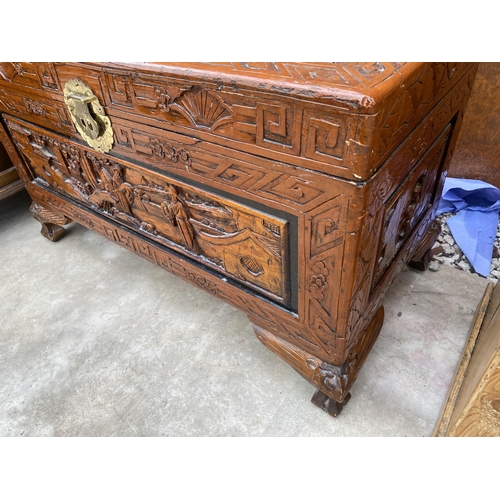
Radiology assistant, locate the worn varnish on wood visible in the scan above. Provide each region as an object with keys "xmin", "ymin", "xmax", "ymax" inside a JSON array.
[{"xmin": 0, "ymin": 62, "xmax": 478, "ymax": 417}]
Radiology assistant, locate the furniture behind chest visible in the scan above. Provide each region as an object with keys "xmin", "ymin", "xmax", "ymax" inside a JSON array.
[
  {"xmin": 0, "ymin": 62, "xmax": 478, "ymax": 417},
  {"xmin": 0, "ymin": 128, "xmax": 23, "ymax": 201}
]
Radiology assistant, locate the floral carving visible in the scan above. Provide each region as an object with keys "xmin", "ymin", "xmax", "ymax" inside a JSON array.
[
  {"xmin": 177, "ymin": 149, "xmax": 191, "ymax": 165},
  {"xmin": 166, "ymin": 146, "xmax": 177, "ymax": 161},
  {"xmin": 148, "ymin": 138, "xmax": 191, "ymax": 166},
  {"xmin": 309, "ymin": 261, "xmax": 329, "ymax": 300},
  {"xmin": 23, "ymin": 98, "xmax": 46, "ymax": 117},
  {"xmin": 150, "ymin": 138, "xmax": 164, "ymax": 158},
  {"xmin": 186, "ymin": 272, "xmax": 218, "ymax": 295},
  {"xmin": 154, "ymin": 86, "xmax": 172, "ymax": 111}
]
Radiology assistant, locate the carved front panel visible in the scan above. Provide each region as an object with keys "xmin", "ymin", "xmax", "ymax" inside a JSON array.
[
  {"xmin": 372, "ymin": 125, "xmax": 451, "ymax": 286},
  {"xmin": 99, "ymin": 69, "xmax": 308, "ymax": 158},
  {"xmin": 6, "ymin": 117, "xmax": 291, "ymax": 305},
  {"xmin": 0, "ymin": 62, "xmax": 60, "ymax": 91},
  {"xmin": 0, "ymin": 86, "xmax": 74, "ymax": 134}
]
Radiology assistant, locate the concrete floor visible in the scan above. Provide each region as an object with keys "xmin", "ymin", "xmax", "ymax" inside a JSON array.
[{"xmin": 0, "ymin": 189, "xmax": 490, "ymax": 436}]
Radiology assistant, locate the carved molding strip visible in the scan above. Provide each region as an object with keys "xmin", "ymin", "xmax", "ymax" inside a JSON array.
[{"xmin": 110, "ymin": 120, "xmax": 333, "ymax": 211}]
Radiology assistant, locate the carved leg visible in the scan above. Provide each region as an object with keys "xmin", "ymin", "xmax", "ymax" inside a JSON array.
[
  {"xmin": 30, "ymin": 202, "xmax": 71, "ymax": 242},
  {"xmin": 408, "ymin": 220, "xmax": 441, "ymax": 271},
  {"xmin": 311, "ymin": 390, "xmax": 352, "ymax": 418},
  {"xmin": 252, "ymin": 306, "xmax": 385, "ymax": 418}
]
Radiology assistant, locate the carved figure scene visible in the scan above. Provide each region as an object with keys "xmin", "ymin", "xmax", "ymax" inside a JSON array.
[
  {"xmin": 8, "ymin": 122, "xmax": 289, "ymax": 302},
  {"xmin": 160, "ymin": 185, "xmax": 200, "ymax": 254}
]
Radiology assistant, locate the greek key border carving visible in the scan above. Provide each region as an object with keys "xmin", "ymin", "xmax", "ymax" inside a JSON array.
[{"xmin": 110, "ymin": 120, "xmax": 334, "ymax": 211}]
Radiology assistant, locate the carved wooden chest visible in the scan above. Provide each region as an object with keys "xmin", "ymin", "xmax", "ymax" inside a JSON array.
[{"xmin": 0, "ymin": 62, "xmax": 478, "ymax": 417}]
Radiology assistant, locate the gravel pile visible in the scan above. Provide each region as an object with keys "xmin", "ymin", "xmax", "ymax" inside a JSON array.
[{"xmin": 430, "ymin": 214, "xmax": 500, "ymax": 283}]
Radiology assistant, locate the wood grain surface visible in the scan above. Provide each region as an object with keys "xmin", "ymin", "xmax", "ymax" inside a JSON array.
[{"xmin": 434, "ymin": 280, "xmax": 500, "ymax": 436}]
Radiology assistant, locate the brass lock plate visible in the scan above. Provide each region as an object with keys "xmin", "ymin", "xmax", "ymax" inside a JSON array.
[{"xmin": 63, "ymin": 79, "xmax": 114, "ymax": 153}]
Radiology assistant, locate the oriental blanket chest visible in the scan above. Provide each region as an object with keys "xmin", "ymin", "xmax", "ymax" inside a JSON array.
[{"xmin": 0, "ymin": 62, "xmax": 478, "ymax": 417}]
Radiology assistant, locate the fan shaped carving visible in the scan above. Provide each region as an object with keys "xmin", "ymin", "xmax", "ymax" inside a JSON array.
[{"xmin": 172, "ymin": 86, "xmax": 233, "ymax": 131}]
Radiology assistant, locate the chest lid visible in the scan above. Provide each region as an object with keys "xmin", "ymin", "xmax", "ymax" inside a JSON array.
[{"xmin": 0, "ymin": 62, "xmax": 477, "ymax": 181}]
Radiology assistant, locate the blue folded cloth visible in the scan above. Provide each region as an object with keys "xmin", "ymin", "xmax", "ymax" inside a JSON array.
[{"xmin": 437, "ymin": 178, "xmax": 500, "ymax": 277}]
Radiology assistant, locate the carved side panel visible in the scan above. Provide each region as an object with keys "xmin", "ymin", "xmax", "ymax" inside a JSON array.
[
  {"xmin": 7, "ymin": 118, "xmax": 291, "ymax": 305},
  {"xmin": 300, "ymin": 197, "xmax": 350, "ymax": 356},
  {"xmin": 345, "ymin": 178, "xmax": 387, "ymax": 347},
  {"xmin": 372, "ymin": 125, "xmax": 451, "ymax": 286},
  {"xmin": 346, "ymin": 68, "xmax": 478, "ymax": 350},
  {"xmin": 370, "ymin": 63, "xmax": 474, "ymax": 169}
]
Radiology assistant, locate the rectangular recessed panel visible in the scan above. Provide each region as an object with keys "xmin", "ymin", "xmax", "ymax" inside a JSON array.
[{"xmin": 5, "ymin": 116, "xmax": 290, "ymax": 305}]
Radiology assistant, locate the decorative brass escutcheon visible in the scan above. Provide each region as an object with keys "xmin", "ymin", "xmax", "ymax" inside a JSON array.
[{"xmin": 63, "ymin": 79, "xmax": 114, "ymax": 153}]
